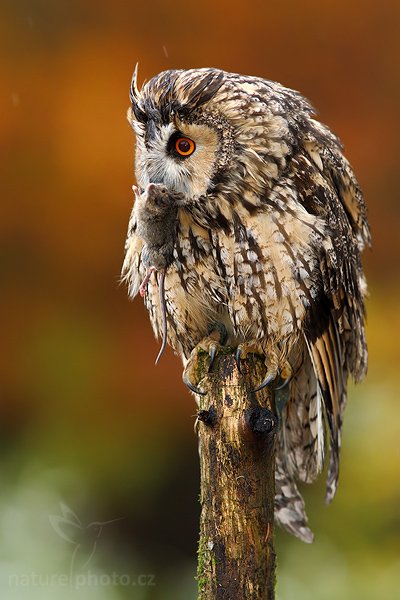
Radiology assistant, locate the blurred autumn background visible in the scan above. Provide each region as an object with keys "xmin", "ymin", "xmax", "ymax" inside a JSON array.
[{"xmin": 1, "ymin": 0, "xmax": 399, "ymax": 598}]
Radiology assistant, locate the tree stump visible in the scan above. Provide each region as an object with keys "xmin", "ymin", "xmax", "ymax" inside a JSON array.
[{"xmin": 195, "ymin": 349, "xmax": 277, "ymax": 600}]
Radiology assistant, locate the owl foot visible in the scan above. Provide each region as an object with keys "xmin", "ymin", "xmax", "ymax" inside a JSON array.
[
  {"xmin": 182, "ymin": 367, "xmax": 206, "ymax": 396},
  {"xmin": 235, "ymin": 342, "xmax": 291, "ymax": 393},
  {"xmin": 255, "ymin": 364, "xmax": 293, "ymax": 393},
  {"xmin": 182, "ymin": 324, "xmax": 228, "ymax": 395},
  {"xmin": 182, "ymin": 340, "xmax": 215, "ymax": 396}
]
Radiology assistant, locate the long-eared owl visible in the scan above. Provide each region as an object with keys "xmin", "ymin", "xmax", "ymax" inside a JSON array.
[{"xmin": 122, "ymin": 67, "xmax": 370, "ymax": 542}]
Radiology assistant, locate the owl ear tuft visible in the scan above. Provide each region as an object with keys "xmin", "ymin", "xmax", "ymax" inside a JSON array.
[
  {"xmin": 129, "ymin": 62, "xmax": 140, "ymax": 103},
  {"xmin": 129, "ymin": 63, "xmax": 148, "ymax": 124}
]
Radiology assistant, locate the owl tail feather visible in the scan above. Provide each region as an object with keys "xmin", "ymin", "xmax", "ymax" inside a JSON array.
[{"xmin": 274, "ymin": 452, "xmax": 314, "ymax": 543}]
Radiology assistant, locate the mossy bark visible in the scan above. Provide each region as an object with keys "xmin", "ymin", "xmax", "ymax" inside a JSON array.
[{"xmin": 196, "ymin": 350, "xmax": 277, "ymax": 600}]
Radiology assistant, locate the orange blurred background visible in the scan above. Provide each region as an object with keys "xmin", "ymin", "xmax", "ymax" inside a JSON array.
[{"xmin": 1, "ymin": 1, "xmax": 399, "ymax": 598}]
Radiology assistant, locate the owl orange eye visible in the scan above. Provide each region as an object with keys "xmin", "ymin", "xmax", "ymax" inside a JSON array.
[{"xmin": 175, "ymin": 137, "xmax": 196, "ymax": 156}]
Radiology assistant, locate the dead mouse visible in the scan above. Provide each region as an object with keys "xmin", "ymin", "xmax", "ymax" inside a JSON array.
[{"xmin": 134, "ymin": 182, "xmax": 184, "ymax": 363}]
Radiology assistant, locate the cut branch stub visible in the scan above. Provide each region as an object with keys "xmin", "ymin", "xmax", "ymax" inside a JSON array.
[{"xmin": 196, "ymin": 350, "xmax": 277, "ymax": 600}]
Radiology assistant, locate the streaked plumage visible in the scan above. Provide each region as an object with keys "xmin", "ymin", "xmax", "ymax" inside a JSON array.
[{"xmin": 122, "ymin": 67, "xmax": 370, "ymax": 542}]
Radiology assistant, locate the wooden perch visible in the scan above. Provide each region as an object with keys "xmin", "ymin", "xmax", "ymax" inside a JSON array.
[{"xmin": 195, "ymin": 349, "xmax": 277, "ymax": 600}]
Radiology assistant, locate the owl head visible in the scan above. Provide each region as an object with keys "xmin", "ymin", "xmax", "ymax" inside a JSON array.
[{"xmin": 128, "ymin": 67, "xmax": 318, "ymax": 216}]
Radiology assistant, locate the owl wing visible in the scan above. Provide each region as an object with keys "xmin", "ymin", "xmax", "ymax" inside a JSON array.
[
  {"xmin": 286, "ymin": 134, "xmax": 369, "ymax": 503},
  {"xmin": 275, "ymin": 441, "xmax": 314, "ymax": 543}
]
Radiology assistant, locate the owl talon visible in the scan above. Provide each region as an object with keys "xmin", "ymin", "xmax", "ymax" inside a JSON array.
[
  {"xmin": 208, "ymin": 342, "xmax": 218, "ymax": 372},
  {"xmin": 235, "ymin": 347, "xmax": 243, "ymax": 374},
  {"xmin": 253, "ymin": 371, "xmax": 278, "ymax": 393},
  {"xmin": 275, "ymin": 375, "xmax": 291, "ymax": 390},
  {"xmin": 183, "ymin": 331, "xmax": 227, "ymax": 395},
  {"xmin": 182, "ymin": 370, "xmax": 206, "ymax": 396}
]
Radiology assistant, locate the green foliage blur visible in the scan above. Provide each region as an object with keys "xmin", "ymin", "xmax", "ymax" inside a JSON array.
[{"xmin": 1, "ymin": 0, "xmax": 399, "ymax": 598}]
